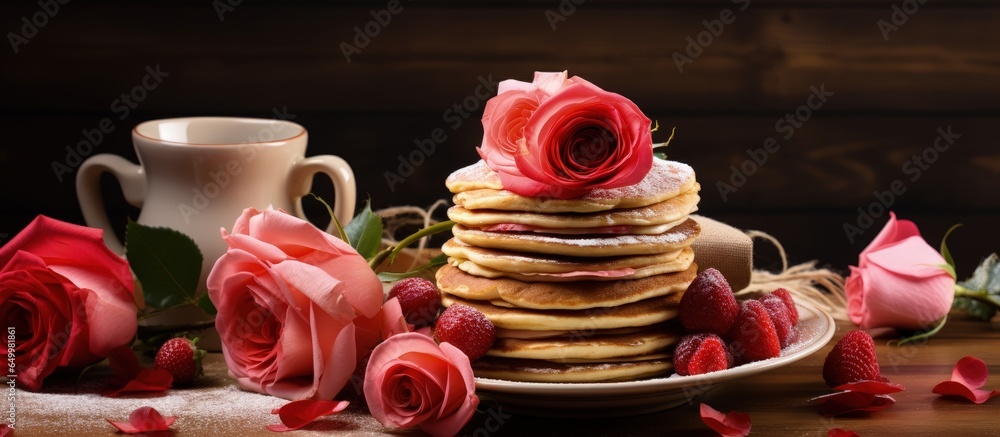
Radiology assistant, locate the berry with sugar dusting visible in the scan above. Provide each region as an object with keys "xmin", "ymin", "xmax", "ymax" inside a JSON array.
[
  {"xmin": 679, "ymin": 268, "xmax": 739, "ymax": 336},
  {"xmin": 728, "ymin": 300, "xmax": 782, "ymax": 365},
  {"xmin": 759, "ymin": 293, "xmax": 796, "ymax": 348},
  {"xmin": 433, "ymin": 304, "xmax": 496, "ymax": 361},
  {"xmin": 673, "ymin": 333, "xmax": 732, "ymax": 376},
  {"xmin": 388, "ymin": 277, "xmax": 442, "ymax": 327},
  {"xmin": 771, "ymin": 288, "xmax": 799, "ymax": 326}
]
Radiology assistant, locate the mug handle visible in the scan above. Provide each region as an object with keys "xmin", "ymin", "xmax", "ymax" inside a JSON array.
[
  {"xmin": 76, "ymin": 154, "xmax": 147, "ymax": 254},
  {"xmin": 288, "ymin": 155, "xmax": 357, "ymax": 231}
]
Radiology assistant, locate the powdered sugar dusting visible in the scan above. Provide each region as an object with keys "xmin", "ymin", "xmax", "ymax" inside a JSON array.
[
  {"xmin": 585, "ymin": 160, "xmax": 694, "ymax": 201},
  {"xmin": 446, "ymin": 161, "xmax": 502, "ymax": 192},
  {"xmin": 12, "ymin": 356, "xmax": 404, "ymax": 436},
  {"xmin": 446, "ymin": 159, "xmax": 695, "ymax": 202}
]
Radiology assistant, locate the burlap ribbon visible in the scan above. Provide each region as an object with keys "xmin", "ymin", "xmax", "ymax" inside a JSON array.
[{"xmin": 691, "ymin": 214, "xmax": 848, "ymax": 320}]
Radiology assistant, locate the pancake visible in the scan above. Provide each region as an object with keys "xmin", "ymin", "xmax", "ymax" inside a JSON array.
[
  {"xmin": 447, "ymin": 190, "xmax": 700, "ymax": 229},
  {"xmin": 449, "ymin": 160, "xmax": 697, "ymax": 213},
  {"xmin": 549, "ymin": 353, "xmax": 672, "ymax": 364},
  {"xmin": 464, "ymin": 220, "xmax": 685, "ymax": 236},
  {"xmin": 495, "ymin": 326, "xmax": 650, "ymax": 339},
  {"xmin": 486, "ymin": 328, "xmax": 680, "ymax": 361},
  {"xmin": 452, "ymin": 218, "xmax": 700, "ymax": 257},
  {"xmin": 436, "ymin": 263, "xmax": 696, "ymax": 310},
  {"xmin": 473, "ymin": 355, "xmax": 672, "ymax": 383},
  {"xmin": 442, "ymin": 238, "xmax": 686, "ymax": 275},
  {"xmin": 440, "ymin": 293, "xmax": 682, "ymax": 331},
  {"xmin": 447, "ymin": 246, "xmax": 695, "ymax": 282}
]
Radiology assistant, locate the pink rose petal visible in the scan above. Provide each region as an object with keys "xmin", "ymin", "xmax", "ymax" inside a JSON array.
[
  {"xmin": 106, "ymin": 406, "xmax": 175, "ymax": 434},
  {"xmin": 104, "ymin": 368, "xmax": 173, "ymax": 397},
  {"xmin": 699, "ymin": 403, "xmax": 751, "ymax": 437},
  {"xmin": 266, "ymin": 399, "xmax": 349, "ymax": 432},
  {"xmin": 828, "ymin": 428, "xmax": 861, "ymax": 437},
  {"xmin": 833, "ymin": 380, "xmax": 906, "ymax": 395},
  {"xmin": 932, "ymin": 356, "xmax": 1000, "ymax": 404},
  {"xmin": 0, "ymin": 424, "xmax": 11, "ymax": 437},
  {"xmin": 811, "ymin": 391, "xmax": 896, "ymax": 416}
]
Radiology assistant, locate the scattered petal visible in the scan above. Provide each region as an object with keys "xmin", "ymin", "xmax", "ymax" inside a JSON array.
[
  {"xmin": 699, "ymin": 403, "xmax": 751, "ymax": 437},
  {"xmin": 833, "ymin": 380, "xmax": 906, "ymax": 395},
  {"xmin": 811, "ymin": 391, "xmax": 896, "ymax": 416},
  {"xmin": 933, "ymin": 356, "xmax": 999, "ymax": 404},
  {"xmin": 0, "ymin": 424, "xmax": 12, "ymax": 436},
  {"xmin": 828, "ymin": 428, "xmax": 861, "ymax": 437},
  {"xmin": 106, "ymin": 406, "xmax": 176, "ymax": 434},
  {"xmin": 267, "ymin": 399, "xmax": 350, "ymax": 432},
  {"xmin": 105, "ymin": 369, "xmax": 174, "ymax": 397},
  {"xmin": 108, "ymin": 346, "xmax": 142, "ymax": 388}
]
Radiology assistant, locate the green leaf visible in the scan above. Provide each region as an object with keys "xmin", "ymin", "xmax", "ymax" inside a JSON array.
[
  {"xmin": 952, "ymin": 295, "xmax": 997, "ymax": 321},
  {"xmin": 126, "ymin": 219, "xmax": 203, "ymax": 309},
  {"xmin": 197, "ymin": 294, "xmax": 217, "ymax": 316},
  {"xmin": 377, "ymin": 254, "xmax": 449, "ymax": 282},
  {"xmin": 654, "ymin": 152, "xmax": 668, "ymax": 160},
  {"xmin": 958, "ymin": 253, "xmax": 1000, "ymax": 295},
  {"xmin": 939, "ymin": 224, "xmax": 962, "ymax": 278},
  {"xmin": 309, "ymin": 193, "xmax": 348, "ymax": 243},
  {"xmin": 344, "ymin": 199, "xmax": 383, "ymax": 260}
]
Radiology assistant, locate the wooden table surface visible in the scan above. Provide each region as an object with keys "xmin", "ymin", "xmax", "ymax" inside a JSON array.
[{"xmin": 13, "ymin": 318, "xmax": 1000, "ymax": 436}]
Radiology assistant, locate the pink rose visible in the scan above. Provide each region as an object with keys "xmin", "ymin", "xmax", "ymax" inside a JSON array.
[
  {"xmin": 0, "ymin": 216, "xmax": 136, "ymax": 391},
  {"xmin": 846, "ymin": 212, "xmax": 955, "ymax": 330},
  {"xmin": 207, "ymin": 208, "xmax": 384, "ymax": 401},
  {"xmin": 364, "ymin": 333, "xmax": 478, "ymax": 437},
  {"xmin": 479, "ymin": 71, "xmax": 653, "ymax": 199}
]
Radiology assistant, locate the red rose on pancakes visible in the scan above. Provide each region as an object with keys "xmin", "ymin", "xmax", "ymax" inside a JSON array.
[
  {"xmin": 479, "ymin": 71, "xmax": 653, "ymax": 199},
  {"xmin": 0, "ymin": 216, "xmax": 137, "ymax": 391}
]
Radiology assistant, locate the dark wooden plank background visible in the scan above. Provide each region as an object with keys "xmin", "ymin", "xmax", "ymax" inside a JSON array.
[{"xmin": 1, "ymin": 0, "xmax": 996, "ymax": 277}]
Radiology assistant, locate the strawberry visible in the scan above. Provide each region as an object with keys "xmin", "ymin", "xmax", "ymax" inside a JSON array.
[
  {"xmin": 678, "ymin": 268, "xmax": 739, "ymax": 336},
  {"xmin": 673, "ymin": 333, "xmax": 731, "ymax": 376},
  {"xmin": 434, "ymin": 304, "xmax": 496, "ymax": 361},
  {"xmin": 728, "ymin": 300, "xmax": 781, "ymax": 365},
  {"xmin": 759, "ymin": 294, "xmax": 796, "ymax": 348},
  {"xmin": 823, "ymin": 330, "xmax": 883, "ymax": 388},
  {"xmin": 771, "ymin": 288, "xmax": 799, "ymax": 326},
  {"xmin": 154, "ymin": 337, "xmax": 206, "ymax": 386},
  {"xmin": 387, "ymin": 277, "xmax": 442, "ymax": 327}
]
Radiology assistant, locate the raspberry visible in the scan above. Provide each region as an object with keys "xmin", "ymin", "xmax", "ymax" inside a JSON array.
[
  {"xmin": 771, "ymin": 288, "xmax": 799, "ymax": 326},
  {"xmin": 728, "ymin": 300, "xmax": 781, "ymax": 365},
  {"xmin": 678, "ymin": 268, "xmax": 739, "ymax": 336},
  {"xmin": 154, "ymin": 337, "xmax": 206, "ymax": 386},
  {"xmin": 673, "ymin": 333, "xmax": 731, "ymax": 376},
  {"xmin": 759, "ymin": 294, "xmax": 796, "ymax": 348},
  {"xmin": 823, "ymin": 330, "xmax": 883, "ymax": 388},
  {"xmin": 387, "ymin": 277, "xmax": 442, "ymax": 327},
  {"xmin": 433, "ymin": 304, "xmax": 496, "ymax": 361}
]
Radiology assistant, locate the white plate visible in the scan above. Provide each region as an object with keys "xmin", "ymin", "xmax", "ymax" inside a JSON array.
[{"xmin": 474, "ymin": 300, "xmax": 835, "ymax": 417}]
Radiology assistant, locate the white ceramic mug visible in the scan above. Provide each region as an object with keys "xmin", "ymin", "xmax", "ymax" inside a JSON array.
[{"xmin": 76, "ymin": 117, "xmax": 357, "ymax": 288}]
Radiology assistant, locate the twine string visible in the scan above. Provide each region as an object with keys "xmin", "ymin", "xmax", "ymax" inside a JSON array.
[{"xmin": 737, "ymin": 230, "xmax": 850, "ymax": 321}]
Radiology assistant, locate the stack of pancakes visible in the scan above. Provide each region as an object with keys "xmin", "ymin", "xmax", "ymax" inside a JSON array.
[{"xmin": 438, "ymin": 159, "xmax": 702, "ymax": 382}]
